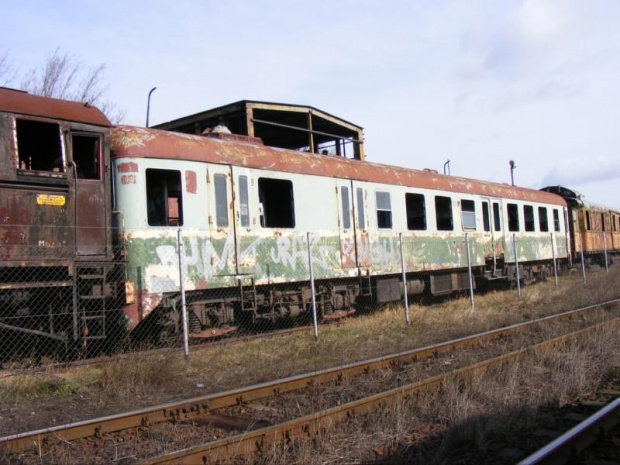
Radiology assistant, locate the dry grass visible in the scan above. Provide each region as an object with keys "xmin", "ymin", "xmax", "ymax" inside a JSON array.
[
  {"xmin": 0, "ymin": 268, "xmax": 618, "ymax": 437},
  {"xmin": 255, "ymin": 323, "xmax": 620, "ymax": 464}
]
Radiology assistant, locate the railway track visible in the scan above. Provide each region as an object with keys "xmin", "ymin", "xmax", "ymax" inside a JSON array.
[
  {"xmin": 139, "ymin": 317, "xmax": 620, "ymax": 464},
  {"xmin": 1, "ymin": 300, "xmax": 619, "ymax": 463}
]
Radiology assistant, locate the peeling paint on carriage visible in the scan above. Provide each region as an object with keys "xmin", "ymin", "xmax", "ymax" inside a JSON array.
[
  {"xmin": 120, "ymin": 229, "xmax": 511, "ymax": 328},
  {"xmin": 110, "ymin": 126, "xmax": 566, "ymax": 206}
]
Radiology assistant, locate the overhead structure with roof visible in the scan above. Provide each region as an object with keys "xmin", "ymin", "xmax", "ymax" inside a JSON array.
[{"xmin": 154, "ymin": 100, "xmax": 365, "ymax": 161}]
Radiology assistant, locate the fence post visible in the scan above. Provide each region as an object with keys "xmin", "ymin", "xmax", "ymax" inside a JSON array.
[
  {"xmin": 177, "ymin": 229, "xmax": 190, "ymax": 360},
  {"xmin": 399, "ymin": 233, "xmax": 410, "ymax": 325},
  {"xmin": 465, "ymin": 233, "xmax": 475, "ymax": 310},
  {"xmin": 307, "ymin": 232, "xmax": 319, "ymax": 341},
  {"xmin": 579, "ymin": 233, "xmax": 587, "ymax": 284},
  {"xmin": 603, "ymin": 231, "xmax": 609, "ymax": 273},
  {"xmin": 551, "ymin": 233, "xmax": 558, "ymax": 290},
  {"xmin": 513, "ymin": 233, "xmax": 521, "ymax": 298}
]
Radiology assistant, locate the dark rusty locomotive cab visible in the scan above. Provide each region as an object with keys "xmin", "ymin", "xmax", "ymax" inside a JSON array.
[{"xmin": 0, "ymin": 87, "xmax": 121, "ymax": 359}]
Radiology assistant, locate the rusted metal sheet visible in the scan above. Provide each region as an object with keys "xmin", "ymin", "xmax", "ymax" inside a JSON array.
[
  {"xmin": 0, "ymin": 88, "xmax": 110, "ymax": 126},
  {"xmin": 111, "ymin": 126, "xmax": 566, "ymax": 206},
  {"xmin": 0, "ymin": 187, "xmax": 73, "ymax": 262}
]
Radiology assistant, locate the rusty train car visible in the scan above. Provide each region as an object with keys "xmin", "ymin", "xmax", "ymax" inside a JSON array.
[
  {"xmin": 2, "ymin": 87, "xmax": 608, "ymax": 352},
  {"xmin": 542, "ymin": 186, "xmax": 620, "ymax": 266},
  {"xmin": 0, "ymin": 88, "xmax": 124, "ymax": 356},
  {"xmin": 111, "ymin": 124, "xmax": 571, "ymax": 340}
]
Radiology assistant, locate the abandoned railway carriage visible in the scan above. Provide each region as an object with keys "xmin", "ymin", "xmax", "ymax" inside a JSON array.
[
  {"xmin": 0, "ymin": 88, "xmax": 124, "ymax": 355},
  {"xmin": 111, "ymin": 122, "xmax": 570, "ymax": 339}
]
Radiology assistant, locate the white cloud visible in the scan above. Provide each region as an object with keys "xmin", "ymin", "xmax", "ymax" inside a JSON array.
[{"xmin": 542, "ymin": 156, "xmax": 620, "ymax": 187}]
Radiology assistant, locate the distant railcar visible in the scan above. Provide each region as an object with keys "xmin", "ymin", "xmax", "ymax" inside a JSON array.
[
  {"xmin": 111, "ymin": 125, "xmax": 571, "ymax": 339},
  {"xmin": 542, "ymin": 186, "xmax": 620, "ymax": 266},
  {"xmin": 0, "ymin": 87, "xmax": 124, "ymax": 355}
]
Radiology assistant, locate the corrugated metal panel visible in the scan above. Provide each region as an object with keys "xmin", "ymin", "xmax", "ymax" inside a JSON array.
[
  {"xmin": 0, "ymin": 88, "xmax": 110, "ymax": 127},
  {"xmin": 111, "ymin": 126, "xmax": 566, "ymax": 206}
]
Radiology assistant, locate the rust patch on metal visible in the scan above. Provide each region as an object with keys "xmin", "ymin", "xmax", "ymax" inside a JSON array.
[
  {"xmin": 117, "ymin": 162, "xmax": 139, "ymax": 173},
  {"xmin": 0, "ymin": 88, "xmax": 110, "ymax": 126},
  {"xmin": 185, "ymin": 170, "xmax": 197, "ymax": 194},
  {"xmin": 111, "ymin": 126, "xmax": 566, "ymax": 206}
]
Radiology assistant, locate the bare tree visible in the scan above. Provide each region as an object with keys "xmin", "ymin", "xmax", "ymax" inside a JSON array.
[
  {"xmin": 0, "ymin": 51, "xmax": 17, "ymax": 87},
  {"xmin": 20, "ymin": 48, "xmax": 125, "ymax": 123}
]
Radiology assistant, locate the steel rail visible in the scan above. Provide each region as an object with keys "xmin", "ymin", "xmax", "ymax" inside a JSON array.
[
  {"xmin": 1, "ymin": 299, "xmax": 618, "ymax": 455},
  {"xmin": 139, "ymin": 318, "xmax": 620, "ymax": 464},
  {"xmin": 519, "ymin": 398, "xmax": 620, "ymax": 465}
]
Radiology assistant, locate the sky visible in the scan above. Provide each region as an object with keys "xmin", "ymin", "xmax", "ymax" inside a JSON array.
[{"xmin": 2, "ymin": 0, "xmax": 620, "ymax": 208}]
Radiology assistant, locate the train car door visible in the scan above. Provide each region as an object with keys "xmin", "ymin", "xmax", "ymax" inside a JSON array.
[
  {"xmin": 231, "ymin": 166, "xmax": 259, "ymax": 276},
  {"xmin": 351, "ymin": 182, "xmax": 372, "ymax": 268},
  {"xmin": 336, "ymin": 180, "xmax": 357, "ymax": 268},
  {"xmin": 491, "ymin": 198, "xmax": 506, "ymax": 269},
  {"xmin": 72, "ymin": 131, "xmax": 107, "ymax": 256},
  {"xmin": 207, "ymin": 165, "xmax": 236, "ymax": 277}
]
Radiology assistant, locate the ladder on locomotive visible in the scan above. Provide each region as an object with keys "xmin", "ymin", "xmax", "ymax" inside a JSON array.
[
  {"xmin": 238, "ymin": 276, "xmax": 258, "ymax": 315},
  {"xmin": 74, "ymin": 265, "xmax": 108, "ymax": 340}
]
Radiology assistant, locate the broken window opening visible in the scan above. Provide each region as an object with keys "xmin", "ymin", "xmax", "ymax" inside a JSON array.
[
  {"xmin": 406, "ymin": 193, "xmax": 426, "ymax": 231},
  {"xmin": 482, "ymin": 201, "xmax": 490, "ymax": 232},
  {"xmin": 524, "ymin": 205, "xmax": 535, "ymax": 232},
  {"xmin": 341, "ymin": 186, "xmax": 351, "ymax": 230},
  {"xmin": 538, "ymin": 207, "xmax": 549, "ymax": 232},
  {"xmin": 146, "ymin": 169, "xmax": 183, "ymax": 226},
  {"xmin": 72, "ymin": 133, "xmax": 101, "ymax": 180},
  {"xmin": 238, "ymin": 175, "xmax": 250, "ymax": 227},
  {"xmin": 258, "ymin": 177, "xmax": 295, "ymax": 228},
  {"xmin": 214, "ymin": 173, "xmax": 229, "ymax": 228},
  {"xmin": 461, "ymin": 199, "xmax": 476, "ymax": 231},
  {"xmin": 375, "ymin": 191, "xmax": 392, "ymax": 229},
  {"xmin": 507, "ymin": 203, "xmax": 519, "ymax": 232},
  {"xmin": 435, "ymin": 196, "xmax": 453, "ymax": 231},
  {"xmin": 356, "ymin": 187, "xmax": 366, "ymax": 230},
  {"xmin": 16, "ymin": 119, "xmax": 64, "ymax": 173}
]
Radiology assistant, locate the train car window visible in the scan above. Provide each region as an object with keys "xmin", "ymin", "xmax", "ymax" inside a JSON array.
[
  {"xmin": 405, "ymin": 193, "xmax": 426, "ymax": 230},
  {"xmin": 16, "ymin": 119, "xmax": 64, "ymax": 173},
  {"xmin": 553, "ymin": 209, "xmax": 560, "ymax": 232},
  {"xmin": 601, "ymin": 213, "xmax": 606, "ymax": 232},
  {"xmin": 375, "ymin": 191, "xmax": 392, "ymax": 229},
  {"xmin": 507, "ymin": 203, "xmax": 520, "ymax": 231},
  {"xmin": 493, "ymin": 202, "xmax": 501, "ymax": 231},
  {"xmin": 482, "ymin": 201, "xmax": 490, "ymax": 232},
  {"xmin": 238, "ymin": 175, "xmax": 250, "ymax": 227},
  {"xmin": 461, "ymin": 200, "xmax": 476, "ymax": 231},
  {"xmin": 523, "ymin": 205, "xmax": 535, "ymax": 231},
  {"xmin": 586, "ymin": 211, "xmax": 591, "ymax": 230},
  {"xmin": 72, "ymin": 134, "xmax": 100, "ymax": 179},
  {"xmin": 614, "ymin": 215, "xmax": 618, "ymax": 232},
  {"xmin": 356, "ymin": 188, "xmax": 366, "ymax": 230},
  {"xmin": 538, "ymin": 207, "xmax": 549, "ymax": 232},
  {"xmin": 341, "ymin": 186, "xmax": 351, "ymax": 229},
  {"xmin": 146, "ymin": 169, "xmax": 183, "ymax": 226},
  {"xmin": 435, "ymin": 196, "xmax": 453, "ymax": 231},
  {"xmin": 214, "ymin": 174, "xmax": 229, "ymax": 228},
  {"xmin": 258, "ymin": 178, "xmax": 295, "ymax": 228}
]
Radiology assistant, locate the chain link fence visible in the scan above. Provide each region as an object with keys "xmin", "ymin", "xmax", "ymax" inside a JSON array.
[{"xmin": 0, "ymin": 224, "xmax": 592, "ymax": 366}]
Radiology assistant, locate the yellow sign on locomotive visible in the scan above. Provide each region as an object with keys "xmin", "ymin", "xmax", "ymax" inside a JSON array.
[{"xmin": 36, "ymin": 194, "xmax": 66, "ymax": 206}]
